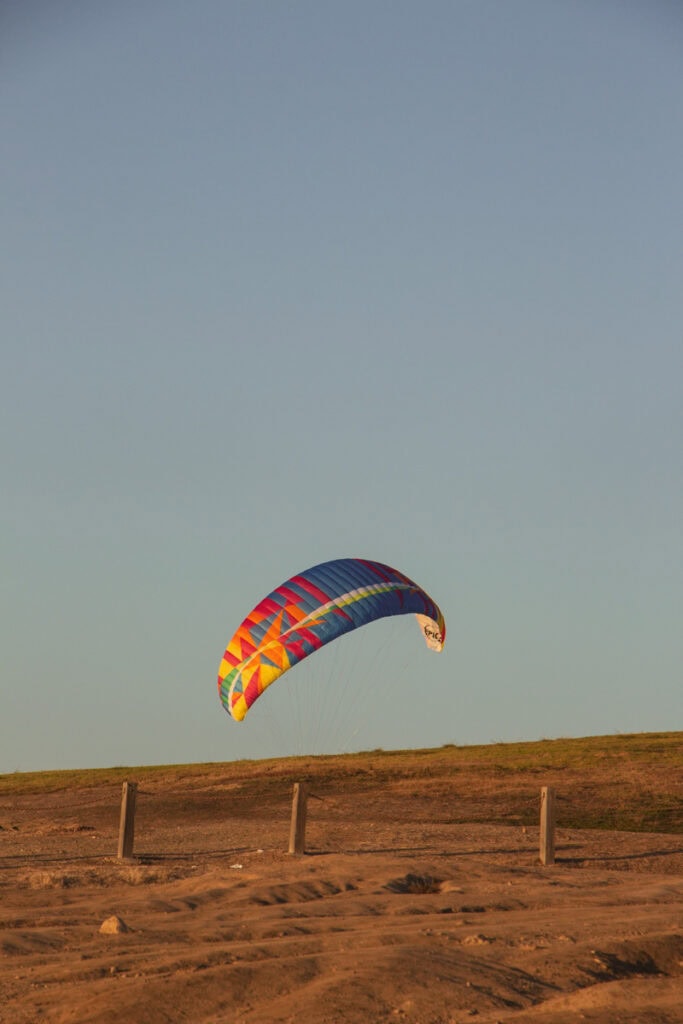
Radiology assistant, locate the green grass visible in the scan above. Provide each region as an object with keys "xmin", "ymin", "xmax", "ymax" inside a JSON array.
[{"xmin": 1, "ymin": 732, "xmax": 681, "ymax": 833}]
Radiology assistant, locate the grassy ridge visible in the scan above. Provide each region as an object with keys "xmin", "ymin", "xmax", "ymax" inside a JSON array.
[{"xmin": 1, "ymin": 732, "xmax": 681, "ymax": 833}]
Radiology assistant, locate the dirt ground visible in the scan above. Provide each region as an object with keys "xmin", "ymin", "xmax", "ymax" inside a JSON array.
[{"xmin": 1, "ymin": 767, "xmax": 682, "ymax": 1024}]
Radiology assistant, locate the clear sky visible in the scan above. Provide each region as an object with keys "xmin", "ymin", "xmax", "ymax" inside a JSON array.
[{"xmin": 2, "ymin": 1, "xmax": 682, "ymax": 772}]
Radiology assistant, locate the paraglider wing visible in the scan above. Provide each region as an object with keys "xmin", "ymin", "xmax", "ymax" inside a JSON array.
[{"xmin": 218, "ymin": 558, "xmax": 445, "ymax": 722}]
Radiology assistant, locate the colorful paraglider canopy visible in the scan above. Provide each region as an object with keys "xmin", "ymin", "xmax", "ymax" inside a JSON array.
[{"xmin": 217, "ymin": 557, "xmax": 445, "ymax": 722}]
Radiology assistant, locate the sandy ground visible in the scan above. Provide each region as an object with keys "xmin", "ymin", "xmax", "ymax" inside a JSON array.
[{"xmin": 1, "ymin": 780, "xmax": 682, "ymax": 1023}]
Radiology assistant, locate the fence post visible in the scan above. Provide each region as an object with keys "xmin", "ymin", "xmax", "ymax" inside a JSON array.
[
  {"xmin": 117, "ymin": 781, "xmax": 138, "ymax": 860},
  {"xmin": 288, "ymin": 782, "xmax": 308, "ymax": 855},
  {"xmin": 539, "ymin": 785, "xmax": 556, "ymax": 866}
]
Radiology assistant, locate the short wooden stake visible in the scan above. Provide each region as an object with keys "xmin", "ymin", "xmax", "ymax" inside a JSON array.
[
  {"xmin": 117, "ymin": 781, "xmax": 138, "ymax": 860},
  {"xmin": 539, "ymin": 785, "xmax": 556, "ymax": 866},
  {"xmin": 288, "ymin": 782, "xmax": 308, "ymax": 855}
]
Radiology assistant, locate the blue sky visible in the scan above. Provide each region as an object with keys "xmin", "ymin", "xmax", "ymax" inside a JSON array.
[{"xmin": 2, "ymin": 1, "xmax": 682, "ymax": 772}]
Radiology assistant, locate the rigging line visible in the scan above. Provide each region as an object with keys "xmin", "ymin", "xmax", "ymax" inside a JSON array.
[
  {"xmin": 323, "ymin": 618, "xmax": 404, "ymax": 754},
  {"xmin": 323, "ymin": 615, "xmax": 362, "ymax": 752}
]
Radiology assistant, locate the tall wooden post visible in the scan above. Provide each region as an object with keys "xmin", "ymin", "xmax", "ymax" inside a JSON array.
[
  {"xmin": 288, "ymin": 782, "xmax": 308, "ymax": 855},
  {"xmin": 539, "ymin": 785, "xmax": 556, "ymax": 866},
  {"xmin": 117, "ymin": 781, "xmax": 138, "ymax": 860}
]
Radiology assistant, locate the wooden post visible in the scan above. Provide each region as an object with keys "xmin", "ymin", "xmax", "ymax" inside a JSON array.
[
  {"xmin": 288, "ymin": 782, "xmax": 308, "ymax": 855},
  {"xmin": 539, "ymin": 785, "xmax": 556, "ymax": 866},
  {"xmin": 117, "ymin": 781, "xmax": 138, "ymax": 860}
]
